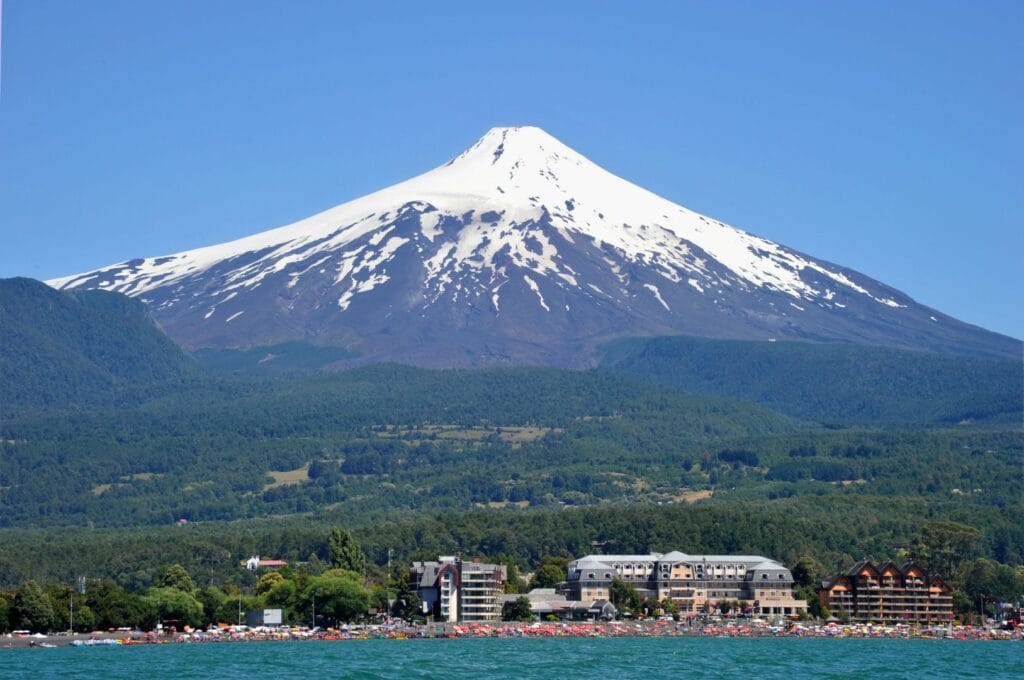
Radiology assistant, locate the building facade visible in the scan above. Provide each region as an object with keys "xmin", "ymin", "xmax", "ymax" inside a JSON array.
[
  {"xmin": 819, "ymin": 561, "xmax": 953, "ymax": 623},
  {"xmin": 563, "ymin": 551, "xmax": 807, "ymax": 617},
  {"xmin": 410, "ymin": 556, "xmax": 507, "ymax": 622},
  {"xmin": 246, "ymin": 609, "xmax": 283, "ymax": 626}
]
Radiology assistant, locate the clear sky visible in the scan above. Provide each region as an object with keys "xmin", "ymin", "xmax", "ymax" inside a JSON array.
[{"xmin": 1, "ymin": 0, "xmax": 1020, "ymax": 339}]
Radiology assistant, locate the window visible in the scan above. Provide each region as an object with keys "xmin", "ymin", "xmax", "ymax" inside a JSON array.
[{"xmin": 588, "ymin": 573, "xmax": 595, "ymax": 579}]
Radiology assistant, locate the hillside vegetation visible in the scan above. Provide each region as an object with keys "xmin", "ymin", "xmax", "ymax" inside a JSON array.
[
  {"xmin": 600, "ymin": 335, "xmax": 1022, "ymax": 424},
  {"xmin": 0, "ymin": 496, "xmax": 1021, "ymax": 590},
  {"xmin": 0, "ymin": 365, "xmax": 794, "ymax": 526},
  {"xmin": 0, "ymin": 278, "xmax": 197, "ymax": 411}
]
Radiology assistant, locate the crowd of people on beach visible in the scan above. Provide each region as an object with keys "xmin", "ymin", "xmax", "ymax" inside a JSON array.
[
  {"xmin": 6, "ymin": 617, "xmax": 1020, "ymax": 649},
  {"xmin": 157, "ymin": 618, "xmax": 1019, "ymax": 644}
]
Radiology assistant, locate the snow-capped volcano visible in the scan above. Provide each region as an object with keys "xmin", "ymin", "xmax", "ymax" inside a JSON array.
[{"xmin": 48, "ymin": 126, "xmax": 1017, "ymax": 365}]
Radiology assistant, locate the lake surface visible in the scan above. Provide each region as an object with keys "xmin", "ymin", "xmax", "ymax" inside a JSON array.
[{"xmin": 0, "ymin": 637, "xmax": 1019, "ymax": 679}]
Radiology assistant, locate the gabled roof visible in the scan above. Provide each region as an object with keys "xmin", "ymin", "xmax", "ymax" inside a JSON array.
[
  {"xmin": 878, "ymin": 560, "xmax": 902, "ymax": 576},
  {"xmin": 900, "ymin": 561, "xmax": 928, "ymax": 577},
  {"xmin": 411, "ymin": 561, "xmax": 460, "ymax": 589},
  {"xmin": 571, "ymin": 557, "xmax": 616, "ymax": 571},
  {"xmin": 660, "ymin": 551, "xmax": 690, "ymax": 561},
  {"xmin": 847, "ymin": 560, "xmax": 880, "ymax": 578},
  {"xmin": 820, "ymin": 573, "xmax": 851, "ymax": 591}
]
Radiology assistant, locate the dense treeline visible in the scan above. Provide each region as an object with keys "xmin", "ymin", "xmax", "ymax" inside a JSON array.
[
  {"xmin": 1, "ymin": 496, "xmax": 1022, "ymax": 590},
  {"xmin": 599, "ymin": 335, "xmax": 1022, "ymax": 424},
  {"xmin": 0, "ymin": 529, "xmax": 415, "ymax": 633}
]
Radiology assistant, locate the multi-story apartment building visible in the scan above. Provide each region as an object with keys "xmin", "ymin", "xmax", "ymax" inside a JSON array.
[
  {"xmin": 410, "ymin": 556, "xmax": 507, "ymax": 622},
  {"xmin": 819, "ymin": 561, "xmax": 953, "ymax": 623},
  {"xmin": 563, "ymin": 551, "xmax": 807, "ymax": 616}
]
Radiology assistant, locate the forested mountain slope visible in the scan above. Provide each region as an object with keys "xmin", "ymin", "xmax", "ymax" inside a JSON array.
[
  {"xmin": 0, "ymin": 277, "xmax": 196, "ymax": 411},
  {"xmin": 600, "ymin": 335, "xmax": 1023, "ymax": 424}
]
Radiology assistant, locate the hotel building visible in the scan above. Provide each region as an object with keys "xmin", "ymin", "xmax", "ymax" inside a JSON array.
[
  {"xmin": 563, "ymin": 551, "xmax": 807, "ymax": 616},
  {"xmin": 819, "ymin": 561, "xmax": 953, "ymax": 623}
]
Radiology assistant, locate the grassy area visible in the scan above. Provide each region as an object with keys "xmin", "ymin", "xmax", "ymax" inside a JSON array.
[
  {"xmin": 263, "ymin": 462, "xmax": 312, "ymax": 491},
  {"xmin": 376, "ymin": 424, "xmax": 558, "ymax": 445}
]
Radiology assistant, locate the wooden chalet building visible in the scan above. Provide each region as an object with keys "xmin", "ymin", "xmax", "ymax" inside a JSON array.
[{"xmin": 819, "ymin": 561, "xmax": 953, "ymax": 623}]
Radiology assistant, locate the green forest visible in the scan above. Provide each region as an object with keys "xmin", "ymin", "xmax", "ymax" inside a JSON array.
[
  {"xmin": 0, "ymin": 278, "xmax": 1021, "ymax": 629},
  {"xmin": 2, "ymin": 363, "xmax": 1020, "ymax": 533}
]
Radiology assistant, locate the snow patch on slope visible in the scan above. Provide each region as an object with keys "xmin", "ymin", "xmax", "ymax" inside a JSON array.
[
  {"xmin": 643, "ymin": 283, "xmax": 671, "ymax": 311},
  {"xmin": 523, "ymin": 274, "xmax": 550, "ymax": 312}
]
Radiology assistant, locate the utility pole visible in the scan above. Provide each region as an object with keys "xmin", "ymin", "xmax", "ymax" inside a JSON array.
[
  {"xmin": 387, "ymin": 548, "xmax": 394, "ymax": 618},
  {"xmin": 312, "ymin": 594, "xmax": 316, "ymax": 630},
  {"xmin": 69, "ymin": 575, "xmax": 84, "ymax": 634}
]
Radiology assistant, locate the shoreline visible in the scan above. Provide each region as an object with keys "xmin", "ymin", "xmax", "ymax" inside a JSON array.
[{"xmin": 3, "ymin": 620, "xmax": 1019, "ymax": 649}]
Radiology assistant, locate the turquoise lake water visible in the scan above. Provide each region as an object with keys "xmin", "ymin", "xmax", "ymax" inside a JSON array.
[{"xmin": 0, "ymin": 637, "xmax": 1020, "ymax": 679}]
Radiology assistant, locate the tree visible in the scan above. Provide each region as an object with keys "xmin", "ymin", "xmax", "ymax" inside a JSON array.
[
  {"xmin": 328, "ymin": 528, "xmax": 367, "ymax": 574},
  {"xmin": 145, "ymin": 587, "xmax": 204, "ymax": 628},
  {"xmin": 502, "ymin": 596, "xmax": 534, "ymax": 621},
  {"xmin": 158, "ymin": 564, "xmax": 196, "ymax": 594},
  {"xmin": 255, "ymin": 572, "xmax": 285, "ymax": 596},
  {"xmin": 303, "ymin": 569, "xmax": 370, "ymax": 625},
  {"xmin": 503, "ymin": 563, "xmax": 529, "ymax": 594},
  {"xmin": 266, "ymin": 579, "xmax": 298, "ymax": 609},
  {"xmin": 392, "ymin": 570, "xmax": 420, "ymax": 621},
  {"xmin": 213, "ymin": 595, "xmax": 262, "ymax": 627},
  {"xmin": 14, "ymin": 581, "xmax": 55, "ymax": 633},
  {"xmin": 609, "ymin": 577, "xmax": 644, "ymax": 617},
  {"xmin": 952, "ymin": 590, "xmax": 973, "ymax": 620},
  {"xmin": 913, "ymin": 520, "xmax": 980, "ymax": 581},
  {"xmin": 86, "ymin": 579, "xmax": 156, "ymax": 630},
  {"xmin": 962, "ymin": 557, "xmax": 1024, "ymax": 612},
  {"xmin": 530, "ymin": 563, "xmax": 567, "ymax": 590},
  {"xmin": 791, "ymin": 555, "xmax": 822, "ymax": 589},
  {"xmin": 45, "ymin": 585, "xmax": 96, "ymax": 633},
  {"xmin": 196, "ymin": 586, "xmax": 227, "ymax": 627},
  {"xmin": 0, "ymin": 595, "xmax": 13, "ymax": 633}
]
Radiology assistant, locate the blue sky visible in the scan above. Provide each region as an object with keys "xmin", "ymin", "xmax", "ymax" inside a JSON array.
[{"xmin": 1, "ymin": 0, "xmax": 1021, "ymax": 339}]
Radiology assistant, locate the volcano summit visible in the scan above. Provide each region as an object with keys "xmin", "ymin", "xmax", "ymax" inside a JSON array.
[{"xmin": 49, "ymin": 127, "xmax": 1018, "ymax": 365}]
